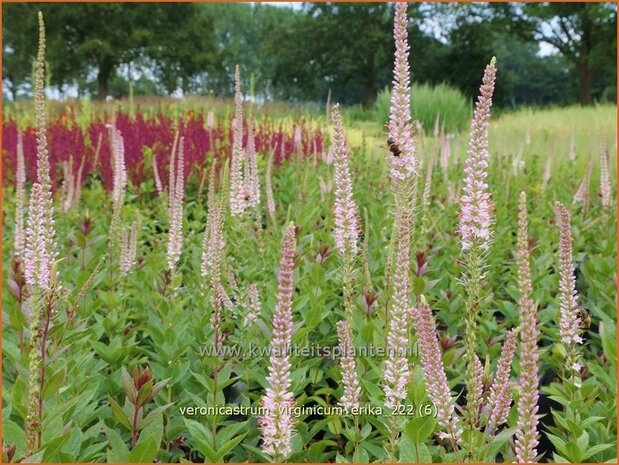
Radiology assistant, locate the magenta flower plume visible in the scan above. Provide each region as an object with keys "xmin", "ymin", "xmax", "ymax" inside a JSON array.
[
  {"xmin": 14, "ymin": 129, "xmax": 27, "ymax": 260},
  {"xmin": 24, "ymin": 12, "xmax": 57, "ymax": 291},
  {"xmin": 458, "ymin": 57, "xmax": 497, "ymax": 251},
  {"xmin": 331, "ymin": 104, "xmax": 359, "ymax": 259},
  {"xmin": 166, "ymin": 136, "xmax": 185, "ymax": 272},
  {"xmin": 487, "ymin": 328, "xmax": 517, "ymax": 431},
  {"xmin": 514, "ymin": 192, "xmax": 540, "ymax": 463},
  {"xmin": 336, "ymin": 320, "xmax": 361, "ymax": 412},
  {"xmin": 230, "ymin": 65, "xmax": 247, "ymax": 216},
  {"xmin": 388, "ymin": 2, "xmax": 416, "ymax": 182},
  {"xmin": 555, "ymin": 202, "xmax": 582, "ymax": 346},
  {"xmin": 411, "ymin": 300, "xmax": 462, "ymax": 444},
  {"xmin": 260, "ymin": 223, "xmax": 297, "ymax": 459}
]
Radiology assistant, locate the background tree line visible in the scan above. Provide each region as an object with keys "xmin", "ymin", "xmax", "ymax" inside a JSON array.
[{"xmin": 3, "ymin": 2, "xmax": 616, "ymax": 107}]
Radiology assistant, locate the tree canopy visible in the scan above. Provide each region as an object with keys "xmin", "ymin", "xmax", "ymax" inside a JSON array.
[{"xmin": 3, "ymin": 2, "xmax": 616, "ymax": 106}]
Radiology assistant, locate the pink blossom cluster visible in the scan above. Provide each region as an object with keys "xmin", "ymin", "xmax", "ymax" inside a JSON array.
[
  {"xmin": 14, "ymin": 130, "xmax": 26, "ymax": 260},
  {"xmin": 24, "ymin": 14, "xmax": 57, "ymax": 291},
  {"xmin": 411, "ymin": 301, "xmax": 462, "ymax": 444},
  {"xmin": 458, "ymin": 58, "xmax": 497, "ymax": 251},
  {"xmin": 555, "ymin": 202, "xmax": 582, "ymax": 346},
  {"xmin": 336, "ymin": 320, "xmax": 361, "ymax": 412},
  {"xmin": 166, "ymin": 136, "xmax": 185, "ymax": 272},
  {"xmin": 331, "ymin": 104, "xmax": 359, "ymax": 259},
  {"xmin": 387, "ymin": 2, "xmax": 416, "ymax": 182},
  {"xmin": 514, "ymin": 192, "xmax": 540, "ymax": 463},
  {"xmin": 260, "ymin": 224, "xmax": 297, "ymax": 459},
  {"xmin": 487, "ymin": 329, "xmax": 517, "ymax": 430}
]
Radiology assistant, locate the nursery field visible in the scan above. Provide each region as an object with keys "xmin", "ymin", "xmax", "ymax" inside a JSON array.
[{"xmin": 2, "ymin": 7, "xmax": 618, "ymax": 465}]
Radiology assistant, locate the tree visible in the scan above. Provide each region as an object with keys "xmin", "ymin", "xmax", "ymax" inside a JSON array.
[
  {"xmin": 505, "ymin": 2, "xmax": 617, "ymax": 105},
  {"xmin": 2, "ymin": 3, "xmax": 221, "ymax": 100}
]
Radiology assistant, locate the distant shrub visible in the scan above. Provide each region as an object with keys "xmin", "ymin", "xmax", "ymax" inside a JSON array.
[
  {"xmin": 374, "ymin": 83, "xmax": 472, "ymax": 134},
  {"xmin": 342, "ymin": 104, "xmax": 375, "ymax": 123}
]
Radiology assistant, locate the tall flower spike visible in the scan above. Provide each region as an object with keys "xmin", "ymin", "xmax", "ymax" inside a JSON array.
[
  {"xmin": 514, "ymin": 192, "xmax": 540, "ymax": 463},
  {"xmin": 24, "ymin": 12, "xmax": 57, "ymax": 291},
  {"xmin": 265, "ymin": 149, "xmax": 276, "ymax": 218},
  {"xmin": 568, "ymin": 136, "xmax": 576, "ymax": 161},
  {"xmin": 110, "ymin": 125, "xmax": 127, "ymax": 211},
  {"xmin": 336, "ymin": 320, "xmax": 361, "ymax": 412},
  {"xmin": 458, "ymin": 57, "xmax": 497, "ymax": 251},
  {"xmin": 230, "ymin": 65, "xmax": 246, "ymax": 216},
  {"xmin": 14, "ymin": 129, "xmax": 27, "ymax": 260},
  {"xmin": 200, "ymin": 205, "xmax": 225, "ymax": 285},
  {"xmin": 600, "ymin": 142, "xmax": 611, "ymax": 207},
  {"xmin": 555, "ymin": 202, "xmax": 582, "ymax": 347},
  {"xmin": 244, "ymin": 117, "xmax": 261, "ymax": 209},
  {"xmin": 439, "ymin": 134, "xmax": 451, "ymax": 179},
  {"xmin": 24, "ymin": 13, "xmax": 57, "ymax": 456},
  {"xmin": 422, "ymin": 156, "xmax": 434, "ymax": 211},
  {"xmin": 573, "ymin": 158, "xmax": 593, "ymax": 207},
  {"xmin": 260, "ymin": 223, "xmax": 297, "ymax": 460},
  {"xmin": 120, "ymin": 221, "xmax": 139, "ymax": 277},
  {"xmin": 331, "ymin": 104, "xmax": 359, "ymax": 259},
  {"xmin": 244, "ymin": 283, "xmax": 261, "ymax": 326},
  {"xmin": 541, "ymin": 157, "xmax": 552, "ymax": 192},
  {"xmin": 411, "ymin": 300, "xmax": 462, "ymax": 444},
  {"xmin": 108, "ymin": 124, "xmax": 127, "ymax": 259},
  {"xmin": 153, "ymin": 152, "xmax": 163, "ymax": 196},
  {"xmin": 388, "ymin": 1, "xmax": 416, "ymax": 182},
  {"xmin": 487, "ymin": 328, "xmax": 517, "ymax": 431},
  {"xmin": 382, "ymin": 208, "xmax": 412, "ymax": 409},
  {"xmin": 166, "ymin": 137, "xmax": 185, "ymax": 272}
]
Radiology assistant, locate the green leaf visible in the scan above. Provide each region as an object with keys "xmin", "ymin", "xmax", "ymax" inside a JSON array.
[
  {"xmin": 139, "ymin": 404, "xmax": 171, "ymax": 431},
  {"xmin": 109, "ymin": 396, "xmax": 133, "ymax": 432},
  {"xmin": 583, "ymin": 443, "xmax": 614, "ymax": 460},
  {"xmin": 43, "ymin": 367, "xmax": 65, "ymax": 399},
  {"xmin": 565, "ymin": 441, "xmax": 584, "ymax": 463},
  {"xmin": 2, "ymin": 420, "xmax": 25, "ymax": 459},
  {"xmin": 403, "ymin": 415, "xmax": 436, "ymax": 444},
  {"xmin": 546, "ymin": 433, "xmax": 568, "ymax": 457},
  {"xmin": 41, "ymin": 431, "xmax": 71, "ymax": 462},
  {"xmin": 139, "ymin": 410, "xmax": 164, "ymax": 447},
  {"xmin": 215, "ymin": 433, "xmax": 247, "ymax": 461},
  {"xmin": 127, "ymin": 435, "xmax": 158, "ymax": 463},
  {"xmin": 104, "ymin": 425, "xmax": 129, "ymax": 463},
  {"xmin": 21, "ymin": 451, "xmax": 45, "ymax": 463}
]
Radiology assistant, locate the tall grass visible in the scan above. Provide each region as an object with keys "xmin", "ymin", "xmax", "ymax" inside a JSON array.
[{"xmin": 374, "ymin": 83, "xmax": 472, "ymax": 134}]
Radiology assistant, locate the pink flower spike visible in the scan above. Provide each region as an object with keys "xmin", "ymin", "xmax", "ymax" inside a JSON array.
[
  {"xmin": 331, "ymin": 104, "xmax": 359, "ymax": 259},
  {"xmin": 260, "ymin": 223, "xmax": 297, "ymax": 459},
  {"xmin": 555, "ymin": 202, "xmax": 582, "ymax": 346},
  {"xmin": 24, "ymin": 12, "xmax": 57, "ymax": 291},
  {"xmin": 388, "ymin": 2, "xmax": 416, "ymax": 182},
  {"xmin": 458, "ymin": 57, "xmax": 497, "ymax": 252},
  {"xmin": 336, "ymin": 320, "xmax": 361, "ymax": 412},
  {"xmin": 487, "ymin": 329, "xmax": 517, "ymax": 431},
  {"xmin": 515, "ymin": 192, "xmax": 540, "ymax": 463},
  {"xmin": 411, "ymin": 300, "xmax": 462, "ymax": 444}
]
